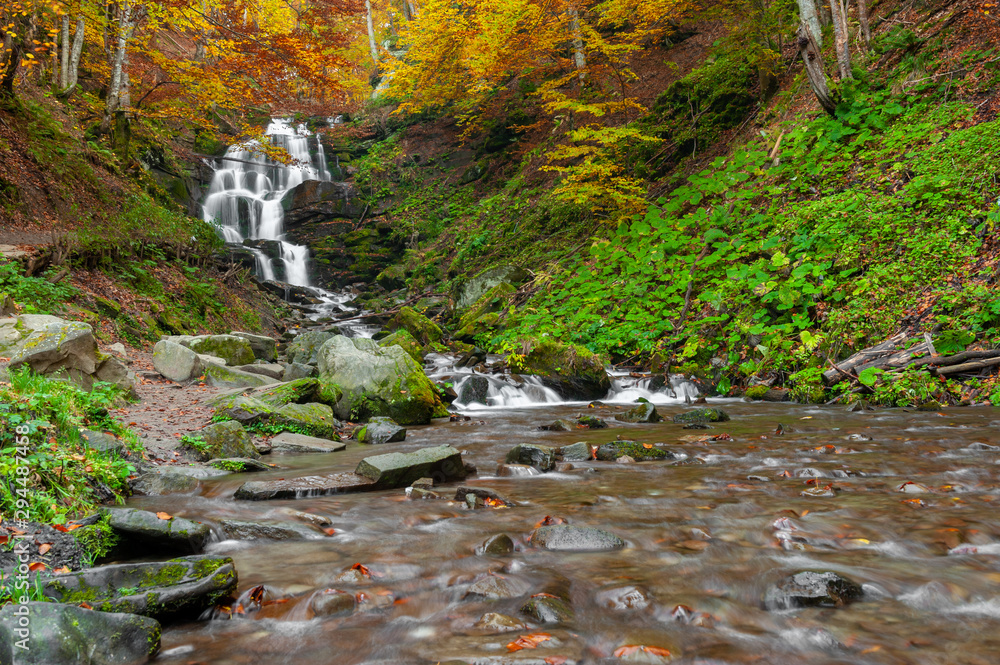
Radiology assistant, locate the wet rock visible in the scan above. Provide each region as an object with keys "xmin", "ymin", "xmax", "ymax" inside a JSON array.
[
  {"xmin": 531, "ymin": 525, "xmax": 626, "ymax": 551},
  {"xmin": 479, "ymin": 533, "xmax": 515, "ymax": 555},
  {"xmin": 286, "ymin": 331, "xmax": 336, "ymax": 365},
  {"xmin": 458, "ymin": 375, "xmax": 490, "ymax": 405},
  {"xmin": 672, "ymin": 408, "xmax": 730, "ymax": 424},
  {"xmin": 618, "ymin": 402, "xmax": 662, "ymax": 423},
  {"xmin": 616, "ymin": 455, "xmax": 636, "ymax": 464},
  {"xmin": 846, "ymin": 399, "xmax": 874, "ymax": 412},
  {"xmin": 248, "ymin": 378, "xmax": 325, "ymax": 407},
  {"xmin": 386, "ymin": 306, "xmax": 443, "ymax": 346},
  {"xmin": 496, "ymin": 463, "xmax": 541, "ymax": 477},
  {"xmin": 505, "ymin": 443, "xmax": 557, "ymax": 472},
  {"xmin": 132, "ymin": 468, "xmax": 201, "ymax": 495},
  {"xmin": 234, "ymin": 473, "xmax": 377, "ymax": 500},
  {"xmin": 152, "ymin": 339, "xmax": 203, "ymax": 382},
  {"xmin": 230, "ymin": 331, "xmax": 277, "ymax": 362},
  {"xmin": 357, "ymin": 416, "xmax": 407, "ymax": 444},
  {"xmin": 317, "ymin": 335, "xmax": 442, "ymax": 425},
  {"xmin": 236, "ymin": 362, "xmax": 286, "ymax": 379},
  {"xmin": 896, "ymin": 481, "xmax": 931, "ymax": 493},
  {"xmin": 186, "ymin": 421, "xmax": 259, "ymax": 461},
  {"xmin": 596, "ymin": 441, "xmax": 672, "ymax": 461},
  {"xmin": 595, "ymin": 585, "xmax": 650, "ymax": 611},
  {"xmin": 270, "ymin": 432, "xmax": 346, "ymax": 453},
  {"xmin": 507, "ymin": 338, "xmax": 611, "ymax": 400},
  {"xmin": 454, "ymin": 486, "xmax": 514, "ymax": 507},
  {"xmin": 520, "ymin": 594, "xmax": 575, "ymax": 624},
  {"xmin": 104, "ymin": 507, "xmax": 211, "ymax": 554},
  {"xmin": 761, "ymin": 388, "xmax": 791, "ymax": 402},
  {"xmin": 559, "ymin": 442, "xmax": 591, "ymax": 461},
  {"xmin": 411, "ymin": 477, "xmax": 435, "ymax": 490},
  {"xmin": 283, "ymin": 362, "xmax": 318, "ymax": 381},
  {"xmin": 576, "ymin": 415, "xmax": 608, "ymax": 429},
  {"xmin": 356, "ymin": 445, "xmax": 467, "ymax": 489},
  {"xmin": 918, "ymin": 400, "xmax": 943, "ymax": 411},
  {"xmin": 219, "ymin": 519, "xmax": 325, "ymax": 540},
  {"xmin": 208, "ymin": 457, "xmax": 272, "ymax": 472},
  {"xmin": 80, "ymin": 428, "xmax": 125, "ymax": 457},
  {"xmin": 0, "ymin": 602, "xmax": 160, "ymax": 664},
  {"xmin": 540, "ymin": 419, "xmax": 575, "ymax": 432},
  {"xmin": 466, "ymin": 575, "xmax": 523, "ymax": 599},
  {"xmin": 474, "ymin": 612, "xmax": 526, "ymax": 633},
  {"xmin": 42, "ymin": 554, "xmax": 237, "ymax": 619},
  {"xmin": 406, "ymin": 487, "xmax": 441, "ymax": 500},
  {"xmin": 763, "ymin": 571, "xmax": 864, "ymax": 610},
  {"xmin": 465, "ymin": 493, "xmax": 485, "ymax": 509},
  {"xmin": 555, "ymin": 462, "xmax": 575, "ymax": 472},
  {"xmin": 309, "ymin": 589, "xmax": 356, "ymax": 618}
]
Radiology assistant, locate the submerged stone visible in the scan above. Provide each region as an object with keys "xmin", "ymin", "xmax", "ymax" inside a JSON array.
[
  {"xmin": 104, "ymin": 507, "xmax": 211, "ymax": 554},
  {"xmin": 531, "ymin": 525, "xmax": 626, "ymax": 551},
  {"xmin": 596, "ymin": 441, "xmax": 673, "ymax": 461},
  {"xmin": 355, "ymin": 445, "xmax": 466, "ymax": 489},
  {"xmin": 672, "ymin": 408, "xmax": 730, "ymax": 424},
  {"xmin": 763, "ymin": 571, "xmax": 864, "ymax": 610},
  {"xmin": 479, "ymin": 533, "xmax": 515, "ymax": 555},
  {"xmin": 505, "ymin": 443, "xmax": 557, "ymax": 472},
  {"xmin": 618, "ymin": 402, "xmax": 662, "ymax": 423},
  {"xmin": 357, "ymin": 416, "xmax": 407, "ymax": 444}
]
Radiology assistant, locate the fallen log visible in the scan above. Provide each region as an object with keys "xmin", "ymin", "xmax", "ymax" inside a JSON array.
[
  {"xmin": 933, "ymin": 356, "xmax": 1000, "ymax": 377},
  {"xmin": 822, "ymin": 331, "xmax": 909, "ymax": 384},
  {"xmin": 906, "ymin": 349, "xmax": 1000, "ymax": 369}
]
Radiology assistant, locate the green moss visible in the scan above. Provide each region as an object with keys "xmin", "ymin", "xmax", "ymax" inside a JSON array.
[
  {"xmin": 508, "ymin": 339, "xmax": 607, "ymax": 383},
  {"xmin": 379, "ymin": 329, "xmax": 424, "ymax": 363},
  {"xmin": 595, "ymin": 440, "xmax": 670, "ymax": 461},
  {"xmin": 744, "ymin": 385, "xmax": 769, "ymax": 400},
  {"xmin": 672, "ymin": 408, "xmax": 730, "ymax": 424},
  {"xmin": 389, "ymin": 306, "xmax": 444, "ymax": 346},
  {"xmin": 72, "ymin": 515, "xmax": 118, "ymax": 563}
]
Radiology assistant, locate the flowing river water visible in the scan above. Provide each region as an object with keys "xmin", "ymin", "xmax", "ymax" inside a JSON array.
[{"xmin": 132, "ymin": 387, "xmax": 1000, "ymax": 665}]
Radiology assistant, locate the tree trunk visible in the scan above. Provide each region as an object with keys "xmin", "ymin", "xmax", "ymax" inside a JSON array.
[
  {"xmin": 796, "ymin": 0, "xmax": 823, "ymax": 47},
  {"xmin": 365, "ymin": 0, "xmax": 378, "ymax": 66},
  {"xmin": 63, "ymin": 16, "xmax": 85, "ymax": 94},
  {"xmin": 857, "ymin": 0, "xmax": 871, "ymax": 50},
  {"xmin": 797, "ymin": 23, "xmax": 837, "ymax": 115},
  {"xmin": 60, "ymin": 14, "xmax": 70, "ymax": 88},
  {"xmin": 828, "ymin": 0, "xmax": 852, "ymax": 79},
  {"xmin": 0, "ymin": 14, "xmax": 35, "ymax": 98},
  {"xmin": 568, "ymin": 5, "xmax": 587, "ymax": 83},
  {"xmin": 101, "ymin": 0, "xmax": 133, "ymax": 134}
]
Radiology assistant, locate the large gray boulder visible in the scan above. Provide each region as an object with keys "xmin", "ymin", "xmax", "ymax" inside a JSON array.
[
  {"xmin": 219, "ymin": 519, "xmax": 325, "ymax": 541},
  {"xmin": 286, "ymin": 330, "xmax": 336, "ymax": 365},
  {"xmin": 317, "ymin": 335, "xmax": 441, "ymax": 425},
  {"xmin": 270, "ymin": 432, "xmax": 346, "ymax": 453},
  {"xmin": 356, "ymin": 416, "xmax": 406, "ymax": 444},
  {"xmin": 104, "ymin": 507, "xmax": 211, "ymax": 553},
  {"xmin": 152, "ymin": 339, "xmax": 203, "ymax": 382},
  {"xmin": 2, "ymin": 314, "xmax": 98, "ymax": 375},
  {"xmin": 505, "ymin": 444, "xmax": 557, "ymax": 472},
  {"xmin": 355, "ymin": 445, "xmax": 466, "ymax": 488},
  {"xmin": 203, "ymin": 363, "xmax": 279, "ymax": 389},
  {"xmin": 42, "ymin": 555, "xmax": 237, "ymax": 620},
  {"xmin": 0, "ymin": 602, "xmax": 160, "ymax": 665},
  {"xmin": 230, "ymin": 331, "xmax": 277, "ymax": 362}
]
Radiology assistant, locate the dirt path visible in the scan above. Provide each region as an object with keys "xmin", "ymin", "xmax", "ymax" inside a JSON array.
[{"xmin": 119, "ymin": 352, "xmax": 227, "ymax": 463}]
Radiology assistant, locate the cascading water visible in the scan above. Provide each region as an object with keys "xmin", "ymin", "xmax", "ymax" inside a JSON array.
[{"xmin": 202, "ymin": 118, "xmax": 328, "ymax": 287}]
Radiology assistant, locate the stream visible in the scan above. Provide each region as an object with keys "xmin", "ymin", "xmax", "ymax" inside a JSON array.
[{"xmin": 132, "ymin": 386, "xmax": 1000, "ymax": 665}]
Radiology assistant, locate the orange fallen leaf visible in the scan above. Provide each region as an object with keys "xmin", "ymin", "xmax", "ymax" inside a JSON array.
[
  {"xmin": 507, "ymin": 633, "xmax": 552, "ymax": 652},
  {"xmin": 28, "ymin": 562, "xmax": 46, "ymax": 572},
  {"xmin": 642, "ymin": 443, "xmax": 653, "ymax": 449},
  {"xmin": 156, "ymin": 512, "xmax": 172, "ymax": 520},
  {"xmin": 351, "ymin": 563, "xmax": 372, "ymax": 577},
  {"xmin": 38, "ymin": 543, "xmax": 52, "ymax": 555},
  {"xmin": 78, "ymin": 602, "xmax": 92, "ymax": 609},
  {"xmin": 614, "ymin": 645, "xmax": 672, "ymax": 659},
  {"xmin": 544, "ymin": 657, "xmax": 568, "ymax": 665}
]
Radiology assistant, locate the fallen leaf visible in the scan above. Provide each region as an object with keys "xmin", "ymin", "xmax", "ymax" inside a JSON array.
[
  {"xmin": 506, "ymin": 633, "xmax": 552, "ymax": 652},
  {"xmin": 38, "ymin": 543, "xmax": 51, "ymax": 555},
  {"xmin": 351, "ymin": 563, "xmax": 372, "ymax": 577},
  {"xmin": 614, "ymin": 645, "xmax": 672, "ymax": 659},
  {"xmin": 156, "ymin": 512, "xmax": 172, "ymax": 520},
  {"xmin": 28, "ymin": 562, "xmax": 46, "ymax": 572}
]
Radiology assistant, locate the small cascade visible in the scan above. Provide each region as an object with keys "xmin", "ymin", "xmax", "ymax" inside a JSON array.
[
  {"xmin": 426, "ymin": 354, "xmax": 701, "ymax": 409},
  {"xmin": 202, "ymin": 118, "xmax": 329, "ymax": 287}
]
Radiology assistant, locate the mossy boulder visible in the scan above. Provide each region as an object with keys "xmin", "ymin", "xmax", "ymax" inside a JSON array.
[
  {"xmin": 276, "ymin": 402, "xmax": 339, "ymax": 439},
  {"xmin": 0, "ymin": 602, "xmax": 161, "ymax": 664},
  {"xmin": 203, "ymin": 363, "xmax": 278, "ymax": 389},
  {"xmin": 316, "ymin": 335, "xmax": 442, "ymax": 425},
  {"xmin": 286, "ymin": 330, "xmax": 336, "ymax": 365},
  {"xmin": 355, "ymin": 445, "xmax": 466, "ymax": 488},
  {"xmin": 186, "ymin": 421, "xmax": 259, "ymax": 461},
  {"xmin": 672, "ymin": 408, "xmax": 730, "ymax": 424},
  {"xmin": 252, "ymin": 378, "xmax": 324, "ymax": 407},
  {"xmin": 1, "ymin": 315, "xmax": 99, "ymax": 388},
  {"xmin": 508, "ymin": 339, "xmax": 611, "ymax": 400},
  {"xmin": 375, "ymin": 264, "xmax": 407, "ymax": 290},
  {"xmin": 618, "ymin": 402, "xmax": 663, "ymax": 423},
  {"xmin": 169, "ymin": 334, "xmax": 255, "ymax": 366},
  {"xmin": 41, "ymin": 554, "xmax": 238, "ymax": 620},
  {"xmin": 453, "ymin": 265, "xmax": 527, "ymax": 310},
  {"xmin": 595, "ymin": 440, "xmax": 673, "ymax": 461},
  {"xmin": 387, "ymin": 306, "xmax": 444, "ymax": 346},
  {"xmin": 455, "ymin": 282, "xmax": 515, "ymax": 342},
  {"xmin": 379, "ymin": 329, "xmax": 424, "ymax": 363}
]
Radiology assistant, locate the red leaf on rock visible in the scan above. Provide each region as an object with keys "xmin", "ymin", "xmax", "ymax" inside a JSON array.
[
  {"xmin": 351, "ymin": 563, "xmax": 372, "ymax": 577},
  {"xmin": 156, "ymin": 512, "xmax": 172, "ymax": 520}
]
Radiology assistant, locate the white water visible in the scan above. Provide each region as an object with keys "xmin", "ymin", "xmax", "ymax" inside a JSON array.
[
  {"xmin": 425, "ymin": 353, "xmax": 700, "ymax": 409},
  {"xmin": 202, "ymin": 118, "xmax": 329, "ymax": 287}
]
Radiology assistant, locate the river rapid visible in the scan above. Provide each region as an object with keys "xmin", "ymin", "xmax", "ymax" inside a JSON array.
[{"xmin": 133, "ymin": 392, "xmax": 1000, "ymax": 665}]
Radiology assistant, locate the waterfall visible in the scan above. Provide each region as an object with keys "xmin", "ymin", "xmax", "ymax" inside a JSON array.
[{"xmin": 202, "ymin": 118, "xmax": 329, "ymax": 287}]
